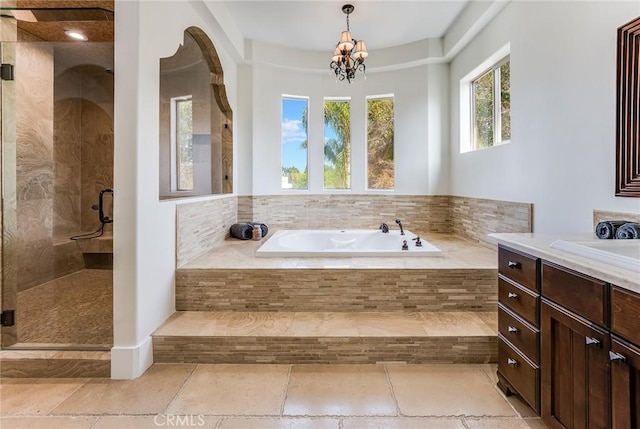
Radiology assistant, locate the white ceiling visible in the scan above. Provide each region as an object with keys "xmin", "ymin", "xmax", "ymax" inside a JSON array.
[{"xmin": 224, "ymin": 1, "xmax": 469, "ymax": 52}]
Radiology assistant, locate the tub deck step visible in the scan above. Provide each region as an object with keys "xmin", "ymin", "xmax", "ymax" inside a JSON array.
[{"xmin": 152, "ymin": 311, "xmax": 497, "ymax": 364}]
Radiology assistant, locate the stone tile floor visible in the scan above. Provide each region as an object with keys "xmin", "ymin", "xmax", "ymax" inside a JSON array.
[{"xmin": 0, "ymin": 363, "xmax": 548, "ymax": 428}]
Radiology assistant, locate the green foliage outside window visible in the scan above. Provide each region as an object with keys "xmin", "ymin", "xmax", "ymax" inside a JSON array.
[
  {"xmin": 367, "ymin": 98, "xmax": 394, "ymax": 189},
  {"xmin": 176, "ymin": 98, "xmax": 193, "ymax": 190},
  {"xmin": 324, "ymin": 100, "xmax": 351, "ymax": 189},
  {"xmin": 473, "ymin": 60, "xmax": 510, "ymax": 150}
]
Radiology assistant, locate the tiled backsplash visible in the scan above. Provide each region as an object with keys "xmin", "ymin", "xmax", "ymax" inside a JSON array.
[
  {"xmin": 176, "ymin": 194, "xmax": 533, "ymax": 265},
  {"xmin": 176, "ymin": 196, "xmax": 237, "ymax": 266},
  {"xmin": 450, "ymin": 196, "xmax": 533, "ymax": 249},
  {"xmin": 238, "ymin": 195, "xmax": 451, "ymax": 232},
  {"xmin": 593, "ymin": 210, "xmax": 640, "ymax": 227}
]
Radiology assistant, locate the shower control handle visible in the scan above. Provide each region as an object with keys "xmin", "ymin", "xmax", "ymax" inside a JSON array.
[{"xmin": 98, "ymin": 188, "xmax": 114, "ymax": 224}]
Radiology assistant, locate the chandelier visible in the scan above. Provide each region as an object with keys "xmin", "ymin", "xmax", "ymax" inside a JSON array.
[{"xmin": 330, "ymin": 4, "xmax": 368, "ymax": 83}]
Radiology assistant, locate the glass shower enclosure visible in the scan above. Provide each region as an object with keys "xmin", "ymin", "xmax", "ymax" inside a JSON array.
[{"xmin": 0, "ymin": 4, "xmax": 114, "ymax": 350}]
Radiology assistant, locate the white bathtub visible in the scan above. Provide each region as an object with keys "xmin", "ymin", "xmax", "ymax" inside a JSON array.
[{"xmin": 255, "ymin": 229, "xmax": 442, "ymax": 257}]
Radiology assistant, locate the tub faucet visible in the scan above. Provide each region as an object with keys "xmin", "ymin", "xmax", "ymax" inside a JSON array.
[
  {"xmin": 380, "ymin": 223, "xmax": 389, "ymax": 233},
  {"xmin": 395, "ymin": 219, "xmax": 405, "ymax": 235}
]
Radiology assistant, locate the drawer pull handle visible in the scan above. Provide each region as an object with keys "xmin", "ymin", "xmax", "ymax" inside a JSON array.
[
  {"xmin": 507, "ymin": 358, "xmax": 518, "ymax": 367},
  {"xmin": 585, "ymin": 337, "xmax": 601, "ymax": 348},
  {"xmin": 508, "ymin": 261, "xmax": 521, "ymax": 269},
  {"xmin": 508, "ymin": 326, "xmax": 518, "ymax": 334},
  {"xmin": 609, "ymin": 351, "xmax": 627, "ymax": 364},
  {"xmin": 507, "ymin": 292, "xmax": 519, "ymax": 299}
]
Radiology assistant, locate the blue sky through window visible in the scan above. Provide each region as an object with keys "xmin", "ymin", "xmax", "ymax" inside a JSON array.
[
  {"xmin": 282, "ymin": 98, "xmax": 308, "ymax": 171},
  {"xmin": 282, "ymin": 97, "xmax": 340, "ymax": 172}
]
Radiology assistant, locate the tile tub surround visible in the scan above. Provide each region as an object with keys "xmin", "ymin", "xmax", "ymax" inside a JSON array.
[
  {"xmin": 177, "ymin": 267, "xmax": 497, "ymax": 313},
  {"xmin": 450, "ymin": 196, "xmax": 533, "ymax": 249},
  {"xmin": 175, "ymin": 195, "xmax": 237, "ymax": 267},
  {"xmin": 237, "ymin": 194, "xmax": 451, "ymax": 232},
  {"xmin": 175, "ymin": 195, "xmax": 531, "ymax": 266},
  {"xmin": 177, "ymin": 233, "xmax": 498, "ymax": 312},
  {"xmin": 152, "ymin": 311, "xmax": 498, "ymax": 364}
]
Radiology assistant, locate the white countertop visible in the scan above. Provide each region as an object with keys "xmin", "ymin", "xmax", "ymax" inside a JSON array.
[{"xmin": 489, "ymin": 233, "xmax": 640, "ymax": 294}]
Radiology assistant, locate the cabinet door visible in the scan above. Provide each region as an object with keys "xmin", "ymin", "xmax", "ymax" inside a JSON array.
[
  {"xmin": 541, "ymin": 299, "xmax": 610, "ymax": 429},
  {"xmin": 611, "ymin": 337, "xmax": 640, "ymax": 429}
]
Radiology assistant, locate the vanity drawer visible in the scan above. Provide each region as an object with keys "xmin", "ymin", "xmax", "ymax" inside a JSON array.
[
  {"xmin": 499, "ymin": 275, "xmax": 539, "ymax": 326},
  {"xmin": 498, "ymin": 337, "xmax": 539, "ymax": 412},
  {"xmin": 498, "ymin": 246, "xmax": 540, "ymax": 292},
  {"xmin": 542, "ymin": 262, "xmax": 608, "ymax": 327},
  {"xmin": 611, "ymin": 286, "xmax": 640, "ymax": 345},
  {"xmin": 498, "ymin": 304, "xmax": 539, "ymax": 364}
]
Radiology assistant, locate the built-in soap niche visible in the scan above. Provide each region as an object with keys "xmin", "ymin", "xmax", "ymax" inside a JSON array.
[{"xmin": 158, "ymin": 27, "xmax": 233, "ymax": 199}]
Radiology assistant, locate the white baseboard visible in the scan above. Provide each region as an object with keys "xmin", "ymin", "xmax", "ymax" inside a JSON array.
[{"xmin": 110, "ymin": 336, "xmax": 154, "ymax": 379}]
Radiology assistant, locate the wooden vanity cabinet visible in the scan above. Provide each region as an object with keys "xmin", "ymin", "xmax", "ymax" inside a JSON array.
[
  {"xmin": 541, "ymin": 298, "xmax": 610, "ymax": 429},
  {"xmin": 540, "ymin": 261, "xmax": 611, "ymax": 429},
  {"xmin": 496, "ymin": 245, "xmax": 541, "ymax": 413},
  {"xmin": 610, "ymin": 337, "xmax": 640, "ymax": 428},
  {"xmin": 610, "ymin": 286, "xmax": 640, "ymax": 428}
]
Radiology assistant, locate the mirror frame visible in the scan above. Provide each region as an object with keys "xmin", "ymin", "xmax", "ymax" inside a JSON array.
[{"xmin": 615, "ymin": 16, "xmax": 640, "ymax": 197}]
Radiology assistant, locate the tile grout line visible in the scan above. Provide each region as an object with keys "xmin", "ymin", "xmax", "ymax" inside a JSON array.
[
  {"xmin": 460, "ymin": 416, "xmax": 472, "ymax": 429},
  {"xmin": 86, "ymin": 415, "xmax": 102, "ymax": 429},
  {"xmin": 279, "ymin": 364, "xmax": 293, "ymax": 416},
  {"xmin": 213, "ymin": 416, "xmax": 224, "ymax": 429},
  {"xmin": 47, "ymin": 378, "xmax": 91, "ymax": 416},
  {"xmin": 159, "ymin": 363, "xmax": 199, "ymax": 415},
  {"xmin": 479, "ymin": 364, "xmax": 525, "ymax": 418},
  {"xmin": 382, "ymin": 364, "xmax": 402, "ymax": 417}
]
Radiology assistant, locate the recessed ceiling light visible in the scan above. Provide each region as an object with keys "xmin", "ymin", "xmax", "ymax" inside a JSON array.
[{"xmin": 65, "ymin": 30, "xmax": 88, "ymax": 41}]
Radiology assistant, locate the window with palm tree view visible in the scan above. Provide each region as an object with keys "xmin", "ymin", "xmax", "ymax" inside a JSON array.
[
  {"xmin": 281, "ymin": 96, "xmax": 309, "ymax": 189},
  {"xmin": 324, "ymin": 99, "xmax": 351, "ymax": 189},
  {"xmin": 472, "ymin": 58, "xmax": 510, "ymax": 150},
  {"xmin": 367, "ymin": 96, "xmax": 394, "ymax": 189},
  {"xmin": 173, "ymin": 96, "xmax": 193, "ymax": 191}
]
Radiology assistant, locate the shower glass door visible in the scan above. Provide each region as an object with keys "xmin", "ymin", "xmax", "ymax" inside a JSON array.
[{"xmin": 1, "ymin": 6, "xmax": 114, "ymax": 350}]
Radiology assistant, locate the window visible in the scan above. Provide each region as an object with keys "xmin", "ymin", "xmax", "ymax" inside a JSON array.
[
  {"xmin": 171, "ymin": 95, "xmax": 193, "ymax": 191},
  {"xmin": 367, "ymin": 96, "xmax": 394, "ymax": 189},
  {"xmin": 472, "ymin": 58, "xmax": 510, "ymax": 150},
  {"xmin": 324, "ymin": 98, "xmax": 351, "ymax": 189},
  {"xmin": 281, "ymin": 96, "xmax": 309, "ymax": 190}
]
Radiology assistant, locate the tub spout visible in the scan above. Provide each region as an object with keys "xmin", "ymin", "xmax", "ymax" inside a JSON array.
[
  {"xmin": 395, "ymin": 219, "xmax": 405, "ymax": 235},
  {"xmin": 380, "ymin": 223, "xmax": 389, "ymax": 233}
]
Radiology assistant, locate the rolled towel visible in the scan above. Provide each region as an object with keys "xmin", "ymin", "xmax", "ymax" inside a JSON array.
[
  {"xmin": 230, "ymin": 223, "xmax": 253, "ymax": 240},
  {"xmin": 248, "ymin": 222, "xmax": 268, "ymax": 238},
  {"xmin": 595, "ymin": 220, "xmax": 629, "ymax": 239},
  {"xmin": 615, "ymin": 222, "xmax": 640, "ymax": 239}
]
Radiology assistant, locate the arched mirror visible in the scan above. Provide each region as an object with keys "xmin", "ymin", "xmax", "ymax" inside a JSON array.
[{"xmin": 159, "ymin": 27, "xmax": 232, "ymax": 199}]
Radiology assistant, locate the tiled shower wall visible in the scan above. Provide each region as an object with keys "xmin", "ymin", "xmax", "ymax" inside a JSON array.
[
  {"xmin": 176, "ymin": 194, "xmax": 532, "ymax": 266},
  {"xmin": 55, "ymin": 64, "xmax": 114, "ymax": 236},
  {"xmin": 15, "ymin": 40, "xmax": 57, "ymax": 291},
  {"xmin": 12, "ymin": 39, "xmax": 114, "ymax": 291}
]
